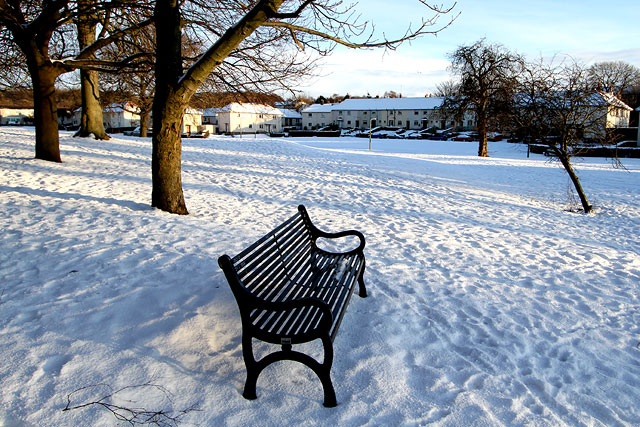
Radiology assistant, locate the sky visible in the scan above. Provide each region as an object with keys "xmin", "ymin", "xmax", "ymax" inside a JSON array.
[{"xmin": 297, "ymin": 0, "xmax": 640, "ymax": 98}]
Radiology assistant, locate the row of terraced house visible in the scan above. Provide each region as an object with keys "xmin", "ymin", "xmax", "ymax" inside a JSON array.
[
  {"xmin": 4, "ymin": 93, "xmax": 635, "ymax": 140},
  {"xmin": 301, "ymin": 97, "xmax": 476, "ymax": 131}
]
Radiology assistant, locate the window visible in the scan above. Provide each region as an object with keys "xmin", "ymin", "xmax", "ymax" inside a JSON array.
[
  {"xmin": 308, "ymin": 113, "xmax": 312, "ymax": 117},
  {"xmin": 414, "ymin": 111, "xmax": 419, "ymax": 115},
  {"xmin": 259, "ymin": 114, "xmax": 263, "ymax": 118},
  {"xmin": 364, "ymin": 112, "xmax": 368, "ymax": 115},
  {"xmin": 389, "ymin": 120, "xmax": 394, "ymax": 126},
  {"xmin": 347, "ymin": 111, "xmax": 351, "ymax": 116},
  {"xmin": 249, "ymin": 124, "xmax": 253, "ymax": 129},
  {"xmin": 398, "ymin": 111, "xmax": 403, "ymax": 116},
  {"xmin": 347, "ymin": 121, "xmax": 351, "ymax": 125},
  {"xmin": 414, "ymin": 121, "xmax": 419, "ymax": 126}
]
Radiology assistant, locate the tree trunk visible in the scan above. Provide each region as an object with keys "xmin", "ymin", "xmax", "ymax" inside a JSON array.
[
  {"xmin": 151, "ymin": 99, "xmax": 188, "ymax": 214},
  {"xmin": 75, "ymin": 1, "xmax": 109, "ymax": 140},
  {"xmin": 139, "ymin": 110, "xmax": 151, "ymax": 138},
  {"xmin": 76, "ymin": 69, "xmax": 109, "ymax": 139},
  {"xmin": 152, "ymin": 0, "xmax": 188, "ymax": 214},
  {"xmin": 554, "ymin": 147, "xmax": 593, "ymax": 214},
  {"xmin": 477, "ymin": 104, "xmax": 489, "ymax": 157},
  {"xmin": 151, "ymin": 0, "xmax": 285, "ymax": 214},
  {"xmin": 27, "ymin": 55, "xmax": 61, "ymax": 162}
]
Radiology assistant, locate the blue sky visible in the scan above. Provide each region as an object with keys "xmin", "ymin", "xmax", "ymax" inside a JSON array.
[{"xmin": 298, "ymin": 0, "xmax": 640, "ymax": 98}]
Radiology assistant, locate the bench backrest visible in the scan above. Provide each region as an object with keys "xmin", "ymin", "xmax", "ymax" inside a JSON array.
[{"xmin": 219, "ymin": 206, "xmax": 316, "ymax": 306}]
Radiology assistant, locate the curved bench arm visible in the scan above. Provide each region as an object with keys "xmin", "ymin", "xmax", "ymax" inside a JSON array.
[
  {"xmin": 298, "ymin": 205, "xmax": 366, "ymax": 255},
  {"xmin": 311, "ymin": 229, "xmax": 366, "ymax": 256}
]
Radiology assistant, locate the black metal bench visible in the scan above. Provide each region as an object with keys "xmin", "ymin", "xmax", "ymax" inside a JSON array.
[{"xmin": 218, "ymin": 205, "xmax": 367, "ymax": 407}]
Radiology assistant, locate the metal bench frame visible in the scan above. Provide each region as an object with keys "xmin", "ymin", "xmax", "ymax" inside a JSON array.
[{"xmin": 218, "ymin": 205, "xmax": 367, "ymax": 407}]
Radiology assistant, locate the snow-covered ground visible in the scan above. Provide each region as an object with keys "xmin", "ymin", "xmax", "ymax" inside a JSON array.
[{"xmin": 1, "ymin": 127, "xmax": 639, "ymax": 426}]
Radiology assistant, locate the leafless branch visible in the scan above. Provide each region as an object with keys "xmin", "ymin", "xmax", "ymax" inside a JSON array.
[{"xmin": 62, "ymin": 383, "xmax": 200, "ymax": 426}]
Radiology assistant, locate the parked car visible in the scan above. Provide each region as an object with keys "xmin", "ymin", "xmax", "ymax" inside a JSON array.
[
  {"xmin": 452, "ymin": 135, "xmax": 472, "ymax": 141},
  {"xmin": 124, "ymin": 126, "xmax": 152, "ymax": 136}
]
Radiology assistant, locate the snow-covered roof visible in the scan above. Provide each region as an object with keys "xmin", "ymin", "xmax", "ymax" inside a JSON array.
[
  {"xmin": 302, "ymin": 103, "xmax": 335, "ymax": 113},
  {"xmin": 220, "ymin": 103, "xmax": 283, "ymax": 116},
  {"xmin": 597, "ymin": 91, "xmax": 632, "ymax": 111},
  {"xmin": 103, "ymin": 102, "xmax": 139, "ymax": 113},
  {"xmin": 279, "ymin": 108, "xmax": 302, "ymax": 119},
  {"xmin": 334, "ymin": 97, "xmax": 445, "ymax": 111},
  {"xmin": 202, "ymin": 108, "xmax": 222, "ymax": 116}
]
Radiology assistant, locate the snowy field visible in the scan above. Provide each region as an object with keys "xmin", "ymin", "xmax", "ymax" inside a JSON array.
[{"xmin": 1, "ymin": 127, "xmax": 639, "ymax": 426}]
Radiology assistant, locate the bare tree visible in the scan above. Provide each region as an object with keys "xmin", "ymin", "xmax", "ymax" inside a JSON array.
[
  {"xmin": 434, "ymin": 79, "xmax": 459, "ymax": 97},
  {"xmin": 587, "ymin": 61, "xmax": 640, "ymax": 98},
  {"xmin": 73, "ymin": 0, "xmax": 109, "ymax": 140},
  {"xmin": 101, "ymin": 22, "xmax": 157, "ymax": 138},
  {"xmin": 510, "ymin": 57, "xmax": 628, "ymax": 214},
  {"xmin": 0, "ymin": 0, "xmax": 151, "ymax": 162},
  {"xmin": 151, "ymin": 0, "xmax": 458, "ymax": 214},
  {"xmin": 445, "ymin": 39, "xmax": 523, "ymax": 156}
]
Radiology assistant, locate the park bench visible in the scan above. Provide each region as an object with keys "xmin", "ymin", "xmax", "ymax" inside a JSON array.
[{"xmin": 218, "ymin": 205, "xmax": 367, "ymax": 407}]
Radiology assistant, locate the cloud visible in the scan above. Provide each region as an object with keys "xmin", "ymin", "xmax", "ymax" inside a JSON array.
[{"xmin": 298, "ymin": 50, "xmax": 452, "ymax": 97}]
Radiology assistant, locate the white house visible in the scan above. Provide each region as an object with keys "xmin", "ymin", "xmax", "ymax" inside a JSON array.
[
  {"xmin": 279, "ymin": 108, "xmax": 302, "ymax": 130},
  {"xmin": 301, "ymin": 97, "xmax": 476, "ymax": 131},
  {"xmin": 331, "ymin": 97, "xmax": 457, "ymax": 130},
  {"xmin": 102, "ymin": 102, "xmax": 141, "ymax": 130},
  {"xmin": 217, "ymin": 103, "xmax": 283, "ymax": 134},
  {"xmin": 182, "ymin": 108, "xmax": 203, "ymax": 135},
  {"xmin": 301, "ymin": 103, "xmax": 335, "ymax": 130},
  {"xmin": 0, "ymin": 108, "xmax": 34, "ymax": 125},
  {"xmin": 597, "ymin": 91, "xmax": 633, "ymax": 129}
]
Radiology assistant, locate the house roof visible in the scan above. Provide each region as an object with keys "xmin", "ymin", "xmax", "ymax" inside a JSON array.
[
  {"xmin": 334, "ymin": 97, "xmax": 445, "ymax": 111},
  {"xmin": 103, "ymin": 102, "xmax": 139, "ymax": 113},
  {"xmin": 279, "ymin": 108, "xmax": 302, "ymax": 119},
  {"xmin": 302, "ymin": 103, "xmax": 335, "ymax": 113},
  {"xmin": 220, "ymin": 103, "xmax": 283, "ymax": 116},
  {"xmin": 597, "ymin": 91, "xmax": 633, "ymax": 111},
  {"xmin": 202, "ymin": 108, "xmax": 222, "ymax": 116}
]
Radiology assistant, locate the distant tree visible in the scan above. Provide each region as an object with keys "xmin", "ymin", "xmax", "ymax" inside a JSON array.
[
  {"xmin": 445, "ymin": 39, "xmax": 524, "ymax": 156},
  {"xmin": 434, "ymin": 79, "xmax": 459, "ymax": 97},
  {"xmin": 587, "ymin": 61, "xmax": 640, "ymax": 98},
  {"xmin": 151, "ymin": 0, "xmax": 458, "ymax": 214},
  {"xmin": 100, "ymin": 21, "xmax": 157, "ymax": 138},
  {"xmin": 74, "ymin": 0, "xmax": 108, "ymax": 140},
  {"xmin": 510, "ymin": 57, "xmax": 627, "ymax": 214}
]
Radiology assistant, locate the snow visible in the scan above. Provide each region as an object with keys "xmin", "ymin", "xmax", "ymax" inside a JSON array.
[{"xmin": 1, "ymin": 127, "xmax": 640, "ymax": 426}]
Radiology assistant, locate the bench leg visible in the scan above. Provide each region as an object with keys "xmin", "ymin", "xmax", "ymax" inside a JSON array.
[
  {"xmin": 319, "ymin": 335, "xmax": 337, "ymax": 407},
  {"xmin": 241, "ymin": 334, "xmax": 259, "ymax": 400},
  {"xmin": 358, "ymin": 259, "xmax": 367, "ymax": 298},
  {"xmin": 239, "ymin": 333, "xmax": 339, "ymax": 407}
]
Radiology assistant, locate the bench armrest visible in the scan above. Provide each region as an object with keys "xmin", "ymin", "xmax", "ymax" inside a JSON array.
[
  {"xmin": 311, "ymin": 229, "xmax": 366, "ymax": 255},
  {"xmin": 298, "ymin": 205, "xmax": 366, "ymax": 255}
]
